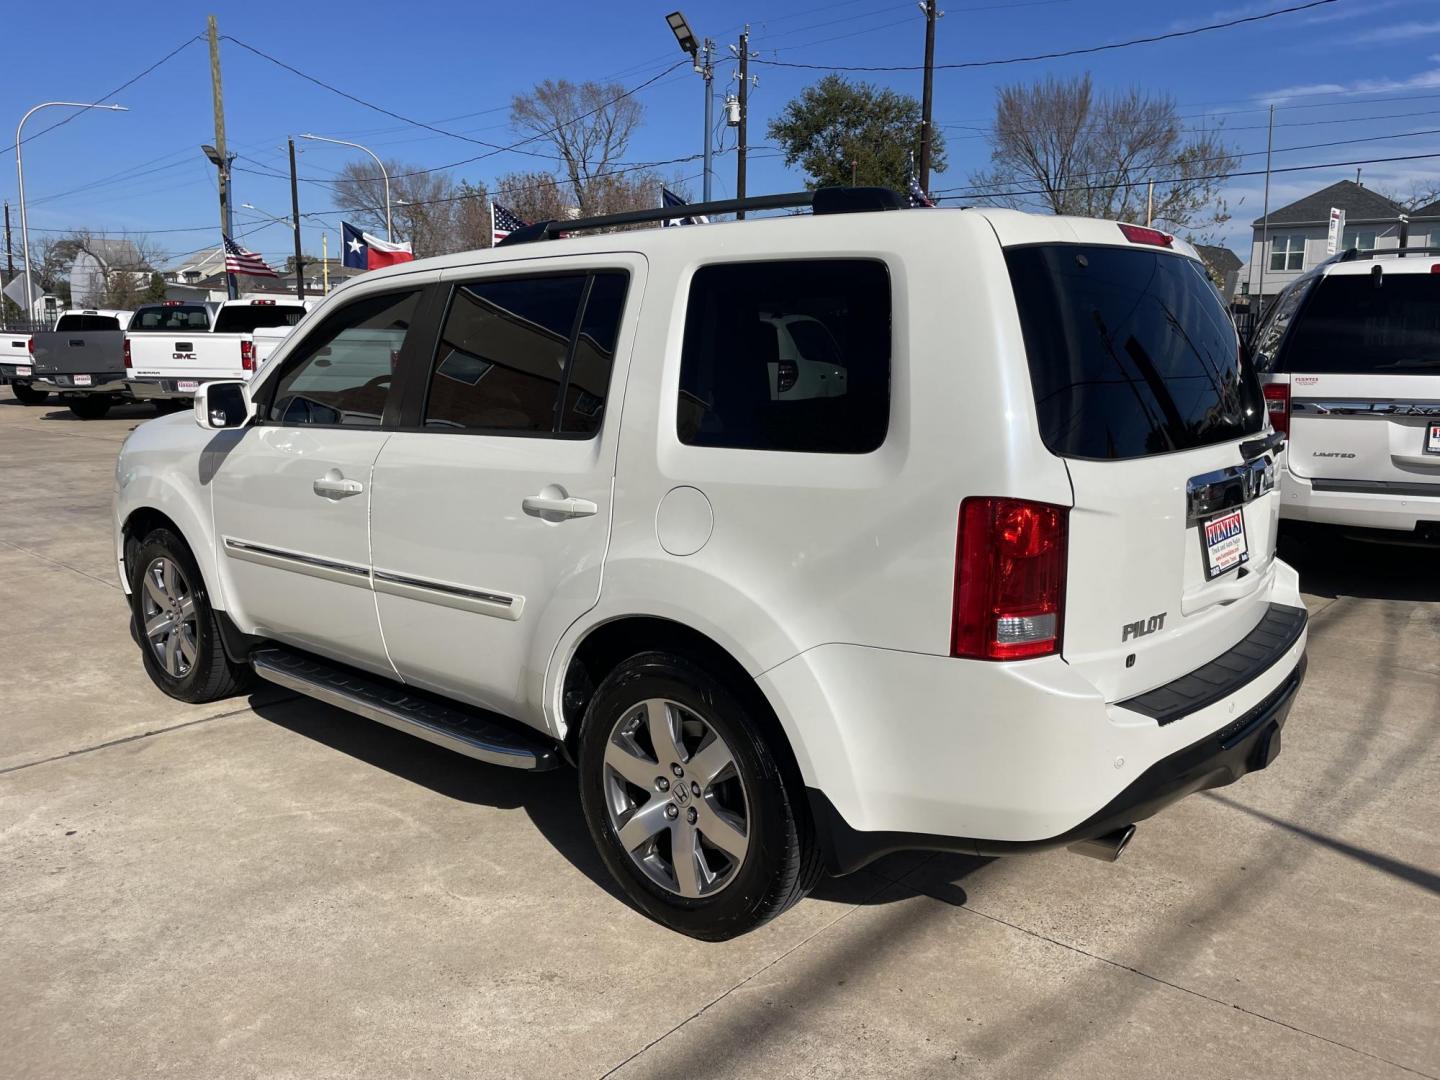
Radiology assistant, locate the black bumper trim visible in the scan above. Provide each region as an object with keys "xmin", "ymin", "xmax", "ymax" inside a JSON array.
[
  {"xmin": 807, "ymin": 654, "xmax": 1307, "ymax": 875},
  {"xmin": 1120, "ymin": 603, "xmax": 1307, "ymax": 726}
]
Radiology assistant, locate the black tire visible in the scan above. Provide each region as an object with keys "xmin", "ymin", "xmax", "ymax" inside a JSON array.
[
  {"xmin": 67, "ymin": 396, "xmax": 112, "ymax": 420},
  {"xmin": 578, "ymin": 651, "xmax": 822, "ymax": 940},
  {"xmin": 130, "ymin": 527, "xmax": 252, "ymax": 703},
  {"xmin": 10, "ymin": 381, "xmax": 48, "ymax": 405}
]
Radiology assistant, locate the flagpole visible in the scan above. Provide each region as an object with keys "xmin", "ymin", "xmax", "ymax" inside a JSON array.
[
  {"xmin": 489, "ymin": 201, "xmax": 495, "ymax": 248},
  {"xmin": 322, "ymin": 232, "xmax": 329, "ymax": 293}
]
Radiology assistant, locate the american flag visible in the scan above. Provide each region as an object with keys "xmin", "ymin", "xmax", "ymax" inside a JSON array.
[
  {"xmin": 908, "ymin": 176, "xmax": 936, "ymax": 209},
  {"xmin": 491, "ymin": 202, "xmax": 526, "ymax": 246},
  {"xmin": 223, "ymin": 234, "xmax": 278, "ymax": 277}
]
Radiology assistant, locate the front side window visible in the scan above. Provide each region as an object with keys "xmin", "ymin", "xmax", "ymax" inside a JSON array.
[
  {"xmin": 267, "ymin": 289, "xmax": 420, "ymax": 427},
  {"xmin": 1268, "ymin": 235, "xmax": 1305, "ymax": 272},
  {"xmin": 422, "ymin": 271, "xmax": 628, "ymax": 434},
  {"xmin": 677, "ymin": 260, "xmax": 891, "ymax": 454}
]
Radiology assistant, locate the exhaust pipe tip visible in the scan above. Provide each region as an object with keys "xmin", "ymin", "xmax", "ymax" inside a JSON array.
[{"xmin": 1067, "ymin": 824, "xmax": 1136, "ymax": 863}]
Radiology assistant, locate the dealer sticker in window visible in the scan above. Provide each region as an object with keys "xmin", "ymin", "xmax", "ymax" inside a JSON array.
[
  {"xmin": 1202, "ymin": 508, "xmax": 1249, "ymax": 581},
  {"xmin": 1426, "ymin": 422, "xmax": 1440, "ymax": 456}
]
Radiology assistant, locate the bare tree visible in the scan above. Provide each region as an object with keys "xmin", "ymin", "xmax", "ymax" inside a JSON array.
[
  {"xmin": 331, "ymin": 162, "xmax": 490, "ymax": 257},
  {"xmin": 968, "ymin": 74, "xmax": 1238, "ymax": 234},
  {"xmin": 510, "ymin": 80, "xmax": 644, "ymax": 215},
  {"xmin": 1375, "ymin": 179, "xmax": 1440, "ymax": 213}
]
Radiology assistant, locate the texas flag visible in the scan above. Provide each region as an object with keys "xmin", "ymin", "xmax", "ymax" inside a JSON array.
[{"xmin": 342, "ymin": 221, "xmax": 414, "ymax": 270}]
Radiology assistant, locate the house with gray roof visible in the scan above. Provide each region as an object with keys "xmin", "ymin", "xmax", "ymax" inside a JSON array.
[{"xmin": 1244, "ymin": 180, "xmax": 1413, "ymax": 302}]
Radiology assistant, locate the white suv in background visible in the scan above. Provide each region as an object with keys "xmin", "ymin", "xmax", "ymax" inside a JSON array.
[
  {"xmin": 113, "ymin": 189, "xmax": 1308, "ymax": 939},
  {"xmin": 1254, "ymin": 248, "xmax": 1440, "ymax": 542}
]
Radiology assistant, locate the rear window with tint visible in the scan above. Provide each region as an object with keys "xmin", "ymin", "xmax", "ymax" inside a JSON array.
[
  {"xmin": 213, "ymin": 305, "xmax": 307, "ymax": 333},
  {"xmin": 1272, "ymin": 273, "xmax": 1440, "ymax": 375},
  {"xmin": 1006, "ymin": 244, "xmax": 1262, "ymax": 460},
  {"xmin": 129, "ymin": 305, "xmax": 212, "ymax": 332},
  {"xmin": 54, "ymin": 314, "xmax": 121, "ymax": 331}
]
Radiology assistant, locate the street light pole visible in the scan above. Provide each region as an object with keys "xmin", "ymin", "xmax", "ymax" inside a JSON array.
[
  {"xmin": 299, "ymin": 133, "xmax": 391, "ymax": 240},
  {"xmin": 15, "ymin": 101, "xmax": 128, "ymax": 319}
]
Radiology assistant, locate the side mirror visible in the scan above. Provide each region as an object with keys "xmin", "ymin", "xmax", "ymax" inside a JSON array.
[{"xmin": 193, "ymin": 380, "xmax": 253, "ymax": 430}]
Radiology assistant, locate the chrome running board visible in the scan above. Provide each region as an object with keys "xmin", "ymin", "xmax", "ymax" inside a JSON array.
[{"xmin": 251, "ymin": 646, "xmax": 560, "ymax": 771}]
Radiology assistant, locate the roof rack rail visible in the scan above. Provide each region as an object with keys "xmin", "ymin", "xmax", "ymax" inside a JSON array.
[
  {"xmin": 497, "ymin": 186, "xmax": 906, "ymax": 247},
  {"xmin": 1337, "ymin": 245, "xmax": 1440, "ymax": 261}
]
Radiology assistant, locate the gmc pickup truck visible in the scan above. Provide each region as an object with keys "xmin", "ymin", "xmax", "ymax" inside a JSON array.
[
  {"xmin": 30, "ymin": 309, "xmax": 135, "ymax": 418},
  {"xmin": 126, "ymin": 297, "xmax": 311, "ymax": 401}
]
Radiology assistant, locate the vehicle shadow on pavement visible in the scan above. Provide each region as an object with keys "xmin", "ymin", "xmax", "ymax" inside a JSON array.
[{"xmin": 1281, "ymin": 525, "xmax": 1440, "ymax": 603}]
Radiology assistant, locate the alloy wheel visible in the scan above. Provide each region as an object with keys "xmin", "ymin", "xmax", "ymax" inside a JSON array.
[
  {"xmin": 140, "ymin": 556, "xmax": 198, "ymax": 678},
  {"xmin": 602, "ymin": 698, "xmax": 751, "ymax": 898}
]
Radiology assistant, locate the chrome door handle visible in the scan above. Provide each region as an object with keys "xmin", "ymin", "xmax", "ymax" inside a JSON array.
[
  {"xmin": 314, "ymin": 474, "xmax": 364, "ymax": 498},
  {"xmin": 522, "ymin": 493, "xmax": 598, "ymax": 519}
]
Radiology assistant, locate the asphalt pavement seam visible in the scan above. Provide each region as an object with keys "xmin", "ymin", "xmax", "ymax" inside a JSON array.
[
  {"xmin": 0, "ymin": 697, "xmax": 297, "ymax": 777},
  {"xmin": 0, "ymin": 536, "xmax": 122, "ymax": 592},
  {"xmin": 945, "ymin": 900, "xmax": 1438, "ymax": 1080}
]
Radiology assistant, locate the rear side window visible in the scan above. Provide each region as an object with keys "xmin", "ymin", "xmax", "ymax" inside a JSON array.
[
  {"xmin": 1006, "ymin": 244, "xmax": 1262, "ymax": 460},
  {"xmin": 213, "ymin": 305, "xmax": 307, "ymax": 333},
  {"xmin": 1272, "ymin": 273, "xmax": 1440, "ymax": 375},
  {"xmin": 129, "ymin": 305, "xmax": 211, "ymax": 332},
  {"xmin": 55, "ymin": 314, "xmax": 121, "ymax": 331},
  {"xmin": 677, "ymin": 260, "xmax": 891, "ymax": 453},
  {"xmin": 268, "ymin": 290, "xmax": 420, "ymax": 427},
  {"xmin": 422, "ymin": 271, "xmax": 628, "ymax": 434}
]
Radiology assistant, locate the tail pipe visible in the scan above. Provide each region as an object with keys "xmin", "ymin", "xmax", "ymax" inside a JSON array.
[{"xmin": 1067, "ymin": 824, "xmax": 1136, "ymax": 863}]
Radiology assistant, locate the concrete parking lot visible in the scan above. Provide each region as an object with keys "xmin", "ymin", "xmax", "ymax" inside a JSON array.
[{"xmin": 2, "ymin": 392, "xmax": 1436, "ymax": 1080}]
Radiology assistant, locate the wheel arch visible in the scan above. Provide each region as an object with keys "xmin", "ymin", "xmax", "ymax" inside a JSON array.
[
  {"xmin": 118, "ymin": 497, "xmax": 220, "ymax": 608},
  {"xmin": 555, "ymin": 614, "xmax": 810, "ymax": 799}
]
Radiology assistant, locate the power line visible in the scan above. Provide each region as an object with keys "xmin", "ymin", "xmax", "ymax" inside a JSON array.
[
  {"xmin": 0, "ymin": 36, "xmax": 203, "ymax": 162},
  {"xmin": 938, "ymin": 149, "xmax": 1440, "ymax": 203},
  {"xmin": 751, "ymin": 0, "xmax": 1339, "ymax": 71}
]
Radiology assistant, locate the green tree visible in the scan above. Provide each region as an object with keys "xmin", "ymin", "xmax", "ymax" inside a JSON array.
[
  {"xmin": 145, "ymin": 272, "xmax": 167, "ymax": 301},
  {"xmin": 767, "ymin": 74, "xmax": 944, "ymax": 191}
]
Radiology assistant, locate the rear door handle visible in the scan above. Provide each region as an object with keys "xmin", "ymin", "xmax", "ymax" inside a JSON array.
[
  {"xmin": 522, "ymin": 493, "xmax": 598, "ymax": 519},
  {"xmin": 314, "ymin": 472, "xmax": 364, "ymax": 498}
]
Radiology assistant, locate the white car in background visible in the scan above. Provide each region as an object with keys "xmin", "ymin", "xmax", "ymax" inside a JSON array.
[{"xmin": 1254, "ymin": 248, "xmax": 1440, "ymax": 543}]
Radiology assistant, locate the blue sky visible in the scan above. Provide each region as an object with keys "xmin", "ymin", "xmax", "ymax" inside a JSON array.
[{"xmin": 3, "ymin": 0, "xmax": 1439, "ymax": 268}]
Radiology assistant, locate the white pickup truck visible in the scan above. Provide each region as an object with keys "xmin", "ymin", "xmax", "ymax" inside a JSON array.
[{"xmin": 126, "ymin": 297, "xmax": 312, "ymax": 400}]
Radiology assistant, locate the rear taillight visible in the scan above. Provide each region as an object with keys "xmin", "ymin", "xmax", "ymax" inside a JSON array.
[
  {"xmin": 27, "ymin": 338, "xmax": 34, "ymax": 355},
  {"xmin": 1118, "ymin": 223, "xmax": 1173, "ymax": 248},
  {"xmin": 776, "ymin": 359, "xmax": 798, "ymax": 393},
  {"xmin": 240, "ymin": 339, "xmax": 254, "ymax": 372},
  {"xmin": 952, "ymin": 497, "xmax": 1068, "ymax": 661},
  {"xmin": 123, "ymin": 338, "xmax": 132, "ymax": 371},
  {"xmin": 1262, "ymin": 382, "xmax": 1290, "ymax": 437}
]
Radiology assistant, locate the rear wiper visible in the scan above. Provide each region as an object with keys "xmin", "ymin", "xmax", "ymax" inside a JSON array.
[{"xmin": 1240, "ymin": 429, "xmax": 1284, "ymax": 461}]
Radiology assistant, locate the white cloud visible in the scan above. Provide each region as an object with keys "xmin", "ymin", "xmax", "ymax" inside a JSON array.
[
  {"xmin": 1257, "ymin": 67, "xmax": 1440, "ymax": 103},
  {"xmin": 1353, "ymin": 19, "xmax": 1440, "ymax": 44}
]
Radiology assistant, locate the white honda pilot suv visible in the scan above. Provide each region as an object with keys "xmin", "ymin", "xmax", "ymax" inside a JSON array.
[{"xmin": 114, "ymin": 188, "xmax": 1309, "ymax": 939}]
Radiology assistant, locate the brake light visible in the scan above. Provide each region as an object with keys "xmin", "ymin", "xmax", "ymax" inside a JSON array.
[
  {"xmin": 952, "ymin": 497, "xmax": 1068, "ymax": 661},
  {"xmin": 776, "ymin": 359, "xmax": 798, "ymax": 393},
  {"xmin": 1262, "ymin": 382, "xmax": 1290, "ymax": 438},
  {"xmin": 1118, "ymin": 223, "xmax": 1173, "ymax": 248},
  {"xmin": 123, "ymin": 338, "xmax": 132, "ymax": 371},
  {"xmin": 240, "ymin": 339, "xmax": 254, "ymax": 371},
  {"xmin": 27, "ymin": 338, "xmax": 34, "ymax": 355}
]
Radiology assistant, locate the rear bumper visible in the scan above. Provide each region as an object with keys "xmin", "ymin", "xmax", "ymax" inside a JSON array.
[
  {"xmin": 1280, "ymin": 466, "xmax": 1440, "ymax": 533},
  {"xmin": 809, "ymin": 654, "xmax": 1305, "ymax": 873},
  {"xmin": 126, "ymin": 379, "xmax": 194, "ymax": 400},
  {"xmin": 759, "ymin": 562, "xmax": 1309, "ymax": 873},
  {"xmin": 32, "ymin": 373, "xmax": 128, "ymax": 395},
  {"xmin": 0, "ymin": 364, "xmax": 33, "ymax": 381}
]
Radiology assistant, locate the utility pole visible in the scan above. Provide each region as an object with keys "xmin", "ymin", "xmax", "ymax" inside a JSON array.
[
  {"xmin": 918, "ymin": 0, "xmax": 939, "ymax": 193},
  {"xmin": 1255, "ymin": 103, "xmax": 1274, "ymax": 314},
  {"xmin": 701, "ymin": 37, "xmax": 715, "ymax": 202},
  {"xmin": 288, "ymin": 137, "xmax": 304, "ymax": 300},
  {"xmin": 1146, "ymin": 180, "xmax": 1154, "ymax": 227},
  {"xmin": 736, "ymin": 27, "xmax": 751, "ymax": 217},
  {"xmin": 207, "ymin": 15, "xmax": 237, "ymax": 300}
]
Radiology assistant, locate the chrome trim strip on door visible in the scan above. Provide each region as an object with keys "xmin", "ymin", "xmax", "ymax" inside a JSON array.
[
  {"xmin": 372, "ymin": 569, "xmax": 524, "ymax": 621},
  {"xmin": 1292, "ymin": 398, "xmax": 1440, "ymax": 417},
  {"xmin": 1186, "ymin": 455, "xmax": 1277, "ymax": 526},
  {"xmin": 222, "ymin": 537, "xmax": 372, "ymax": 587}
]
